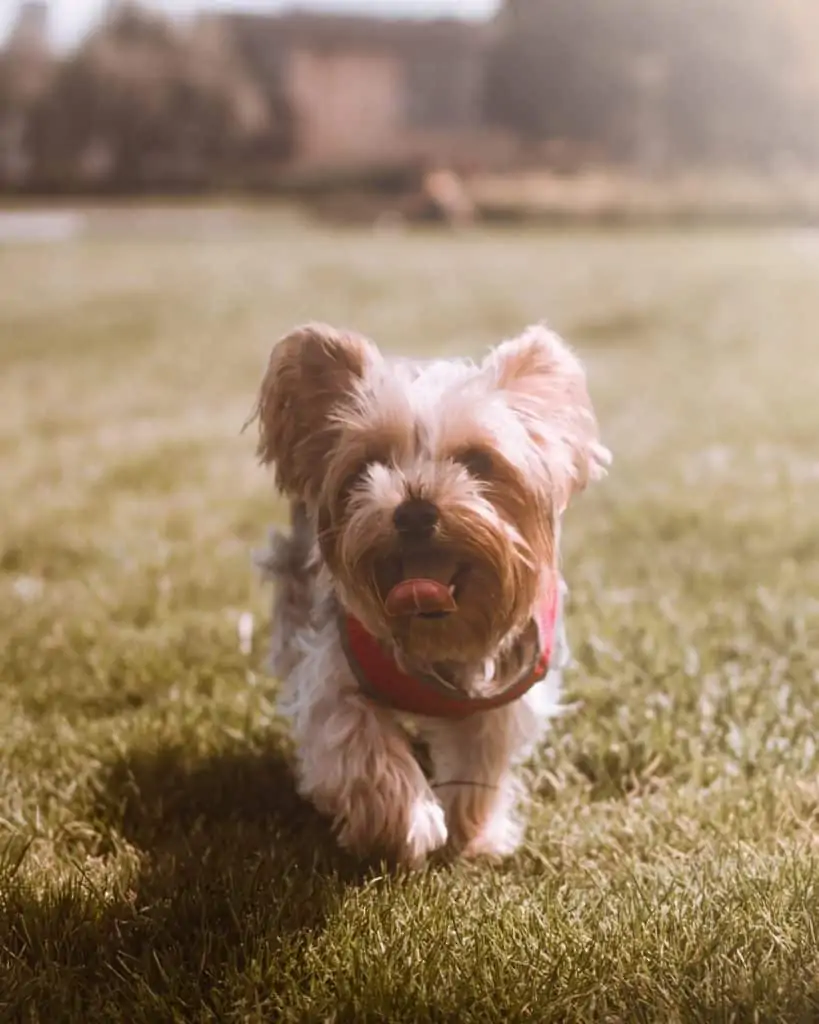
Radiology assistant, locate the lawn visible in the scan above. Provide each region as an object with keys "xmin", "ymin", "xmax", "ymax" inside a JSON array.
[{"xmin": 1, "ymin": 207, "xmax": 818, "ymax": 1023}]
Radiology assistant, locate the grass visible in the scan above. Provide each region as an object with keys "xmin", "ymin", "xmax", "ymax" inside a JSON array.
[
  {"xmin": 1, "ymin": 206, "xmax": 818, "ymax": 1022},
  {"xmin": 468, "ymin": 168, "xmax": 819, "ymax": 225}
]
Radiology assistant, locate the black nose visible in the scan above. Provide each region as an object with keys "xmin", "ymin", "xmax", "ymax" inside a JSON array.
[{"xmin": 393, "ymin": 498, "xmax": 439, "ymax": 538}]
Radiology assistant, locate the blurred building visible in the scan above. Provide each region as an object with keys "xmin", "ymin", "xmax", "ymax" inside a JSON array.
[{"xmin": 218, "ymin": 11, "xmax": 514, "ymax": 174}]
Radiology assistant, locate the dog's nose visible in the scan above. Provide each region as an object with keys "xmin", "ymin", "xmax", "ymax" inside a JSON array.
[{"xmin": 393, "ymin": 498, "xmax": 439, "ymax": 538}]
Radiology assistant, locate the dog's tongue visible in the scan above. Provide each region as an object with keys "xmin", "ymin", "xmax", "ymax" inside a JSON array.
[{"xmin": 385, "ymin": 578, "xmax": 457, "ymax": 617}]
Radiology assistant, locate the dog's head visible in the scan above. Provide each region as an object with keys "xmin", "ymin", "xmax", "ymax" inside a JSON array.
[{"xmin": 254, "ymin": 323, "xmax": 609, "ymax": 665}]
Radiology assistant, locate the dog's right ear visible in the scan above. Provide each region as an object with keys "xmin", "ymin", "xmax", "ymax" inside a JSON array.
[{"xmin": 251, "ymin": 323, "xmax": 380, "ymax": 501}]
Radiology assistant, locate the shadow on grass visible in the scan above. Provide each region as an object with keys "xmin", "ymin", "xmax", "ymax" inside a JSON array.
[{"xmin": 0, "ymin": 742, "xmax": 372, "ymax": 1020}]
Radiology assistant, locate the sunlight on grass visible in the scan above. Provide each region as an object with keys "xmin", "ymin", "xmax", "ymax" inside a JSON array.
[{"xmin": 1, "ymin": 208, "xmax": 818, "ymax": 1021}]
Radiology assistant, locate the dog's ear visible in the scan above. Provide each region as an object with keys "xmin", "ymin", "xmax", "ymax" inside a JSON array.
[
  {"xmin": 483, "ymin": 324, "xmax": 611, "ymax": 511},
  {"xmin": 252, "ymin": 323, "xmax": 381, "ymax": 501}
]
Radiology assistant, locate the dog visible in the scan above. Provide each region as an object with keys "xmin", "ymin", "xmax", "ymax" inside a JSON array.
[{"xmin": 251, "ymin": 322, "xmax": 609, "ymax": 866}]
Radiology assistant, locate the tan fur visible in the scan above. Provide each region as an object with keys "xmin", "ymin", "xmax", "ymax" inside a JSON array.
[
  {"xmin": 485, "ymin": 325, "xmax": 612, "ymax": 511},
  {"xmin": 253, "ymin": 323, "xmax": 609, "ymax": 865},
  {"xmin": 254, "ymin": 323, "xmax": 380, "ymax": 501}
]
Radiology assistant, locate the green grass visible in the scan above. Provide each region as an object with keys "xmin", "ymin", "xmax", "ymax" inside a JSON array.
[{"xmin": 1, "ymin": 207, "xmax": 818, "ymax": 1023}]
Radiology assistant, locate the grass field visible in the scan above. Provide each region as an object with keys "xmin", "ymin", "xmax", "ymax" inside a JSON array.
[{"xmin": 1, "ymin": 207, "xmax": 818, "ymax": 1022}]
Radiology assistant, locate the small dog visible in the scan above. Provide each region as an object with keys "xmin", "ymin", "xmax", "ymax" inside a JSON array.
[{"xmin": 252, "ymin": 322, "xmax": 609, "ymax": 866}]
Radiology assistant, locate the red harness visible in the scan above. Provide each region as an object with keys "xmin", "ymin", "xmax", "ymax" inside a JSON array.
[{"xmin": 339, "ymin": 585, "xmax": 560, "ymax": 719}]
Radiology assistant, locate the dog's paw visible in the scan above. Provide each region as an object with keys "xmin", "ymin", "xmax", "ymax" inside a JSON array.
[
  {"xmin": 404, "ymin": 794, "xmax": 448, "ymax": 867},
  {"xmin": 331, "ymin": 784, "xmax": 446, "ymax": 868},
  {"xmin": 460, "ymin": 811, "xmax": 523, "ymax": 861}
]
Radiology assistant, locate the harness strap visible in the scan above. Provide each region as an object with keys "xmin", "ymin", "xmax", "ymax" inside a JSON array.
[{"xmin": 339, "ymin": 582, "xmax": 563, "ymax": 719}]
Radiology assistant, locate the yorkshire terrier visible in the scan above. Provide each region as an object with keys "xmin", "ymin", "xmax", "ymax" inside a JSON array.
[{"xmin": 251, "ymin": 323, "xmax": 609, "ymax": 866}]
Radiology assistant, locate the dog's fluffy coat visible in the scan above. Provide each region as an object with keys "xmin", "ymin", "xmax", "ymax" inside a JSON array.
[{"xmin": 253, "ymin": 323, "xmax": 609, "ymax": 865}]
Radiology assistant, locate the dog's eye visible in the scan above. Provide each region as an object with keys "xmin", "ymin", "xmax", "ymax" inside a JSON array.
[
  {"xmin": 339, "ymin": 460, "xmax": 383, "ymax": 502},
  {"xmin": 455, "ymin": 447, "xmax": 494, "ymax": 480},
  {"xmin": 339, "ymin": 467, "xmax": 368, "ymax": 500}
]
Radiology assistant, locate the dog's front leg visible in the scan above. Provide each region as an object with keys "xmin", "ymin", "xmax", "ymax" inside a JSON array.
[
  {"xmin": 282, "ymin": 642, "xmax": 447, "ymax": 867},
  {"xmin": 425, "ymin": 705, "xmax": 529, "ymax": 860}
]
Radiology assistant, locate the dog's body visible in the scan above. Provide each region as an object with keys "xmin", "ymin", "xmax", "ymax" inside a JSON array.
[{"xmin": 253, "ymin": 324, "xmax": 609, "ymax": 866}]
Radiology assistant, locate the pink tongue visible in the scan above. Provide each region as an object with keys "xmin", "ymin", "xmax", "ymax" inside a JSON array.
[{"xmin": 385, "ymin": 578, "xmax": 457, "ymax": 617}]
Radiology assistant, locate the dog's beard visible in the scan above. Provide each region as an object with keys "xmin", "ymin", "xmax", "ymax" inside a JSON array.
[{"xmin": 322, "ymin": 494, "xmax": 549, "ymax": 676}]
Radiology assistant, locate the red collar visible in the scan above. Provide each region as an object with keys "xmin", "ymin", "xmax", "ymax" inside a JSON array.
[{"xmin": 339, "ymin": 584, "xmax": 560, "ymax": 720}]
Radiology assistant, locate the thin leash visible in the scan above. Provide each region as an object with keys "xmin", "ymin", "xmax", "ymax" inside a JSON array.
[{"xmin": 431, "ymin": 780, "xmax": 499, "ymax": 791}]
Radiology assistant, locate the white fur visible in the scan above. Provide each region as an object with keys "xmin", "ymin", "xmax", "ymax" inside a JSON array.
[{"xmin": 277, "ymin": 617, "xmax": 447, "ymax": 863}]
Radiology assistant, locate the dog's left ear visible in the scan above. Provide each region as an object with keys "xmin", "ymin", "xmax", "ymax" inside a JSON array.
[{"xmin": 483, "ymin": 324, "xmax": 611, "ymax": 510}]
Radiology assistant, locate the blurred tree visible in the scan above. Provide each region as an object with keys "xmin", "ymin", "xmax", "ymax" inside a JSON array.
[
  {"xmin": 27, "ymin": 4, "xmax": 294, "ymax": 192},
  {"xmin": 0, "ymin": 1, "xmax": 54, "ymax": 186},
  {"xmin": 485, "ymin": 0, "xmax": 819, "ymax": 170}
]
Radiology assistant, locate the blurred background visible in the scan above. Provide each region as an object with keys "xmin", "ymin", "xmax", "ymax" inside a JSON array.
[
  {"xmin": 2, "ymin": 0, "xmax": 819, "ymax": 222},
  {"xmin": 2, "ymin": 6, "xmax": 819, "ymax": 1013}
]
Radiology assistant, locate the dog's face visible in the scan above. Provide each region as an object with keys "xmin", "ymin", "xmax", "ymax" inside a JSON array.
[{"xmin": 255, "ymin": 323, "xmax": 609, "ymax": 666}]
